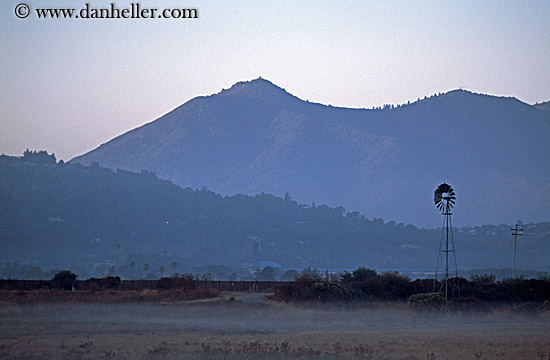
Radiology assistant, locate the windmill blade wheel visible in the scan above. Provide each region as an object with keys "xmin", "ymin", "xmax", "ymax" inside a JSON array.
[{"xmin": 434, "ymin": 183, "xmax": 456, "ymax": 212}]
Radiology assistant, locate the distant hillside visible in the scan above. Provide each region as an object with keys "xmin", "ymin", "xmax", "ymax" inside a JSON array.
[
  {"xmin": 71, "ymin": 79, "xmax": 550, "ymax": 228},
  {"xmin": 534, "ymin": 100, "xmax": 550, "ymax": 111},
  {"xmin": 2, "ymin": 153, "xmax": 549, "ymax": 273}
]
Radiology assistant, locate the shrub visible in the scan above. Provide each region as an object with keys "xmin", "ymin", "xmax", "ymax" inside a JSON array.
[
  {"xmin": 88, "ymin": 276, "xmax": 121, "ymax": 290},
  {"xmin": 88, "ymin": 282, "xmax": 101, "ymax": 292},
  {"xmin": 300, "ymin": 267, "xmax": 323, "ymax": 281},
  {"xmin": 158, "ymin": 275, "xmax": 195, "ymax": 291},
  {"xmin": 274, "ymin": 278, "xmax": 356, "ymax": 303},
  {"xmin": 408, "ymin": 292, "xmax": 447, "ymax": 311},
  {"xmin": 281, "ymin": 269, "xmax": 299, "ymax": 281},
  {"xmin": 468, "ymin": 275, "xmax": 498, "ymax": 301},
  {"xmin": 273, "ymin": 274, "xmax": 317, "ymax": 302},
  {"xmin": 360, "ymin": 272, "xmax": 413, "ymax": 300},
  {"xmin": 470, "ymin": 274, "xmax": 496, "ymax": 286},
  {"xmin": 341, "ymin": 266, "xmax": 377, "ymax": 282},
  {"xmin": 52, "ymin": 270, "xmax": 78, "ymax": 290},
  {"xmin": 312, "ymin": 282, "xmax": 355, "ymax": 302},
  {"xmin": 410, "ymin": 278, "xmax": 435, "ymax": 295},
  {"xmin": 271, "ymin": 271, "xmax": 550, "ymax": 304}
]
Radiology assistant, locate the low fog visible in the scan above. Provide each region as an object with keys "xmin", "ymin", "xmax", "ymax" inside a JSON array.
[{"xmin": 2, "ymin": 302, "xmax": 547, "ymax": 337}]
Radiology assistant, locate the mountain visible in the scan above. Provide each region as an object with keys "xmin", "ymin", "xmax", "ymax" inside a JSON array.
[
  {"xmin": 71, "ymin": 79, "xmax": 550, "ymax": 227},
  {"xmin": 534, "ymin": 100, "xmax": 550, "ymax": 112},
  {"xmin": 2, "ymin": 154, "xmax": 549, "ymax": 273}
]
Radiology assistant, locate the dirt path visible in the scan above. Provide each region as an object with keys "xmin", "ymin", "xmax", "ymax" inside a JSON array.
[
  {"xmin": 225, "ymin": 292, "xmax": 275, "ymax": 304},
  {"xmin": 164, "ymin": 291, "xmax": 274, "ymax": 305}
]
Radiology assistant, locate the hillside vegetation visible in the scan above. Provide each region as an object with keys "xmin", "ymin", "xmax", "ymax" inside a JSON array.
[{"xmin": 1, "ymin": 151, "xmax": 549, "ymax": 275}]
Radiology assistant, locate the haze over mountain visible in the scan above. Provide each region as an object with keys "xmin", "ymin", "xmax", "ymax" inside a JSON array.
[
  {"xmin": 3, "ymin": 153, "xmax": 549, "ymax": 273},
  {"xmin": 71, "ymin": 79, "xmax": 550, "ymax": 227}
]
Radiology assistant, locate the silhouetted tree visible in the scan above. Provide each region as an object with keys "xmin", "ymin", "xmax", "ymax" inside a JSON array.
[
  {"xmin": 52, "ymin": 270, "xmax": 77, "ymax": 290},
  {"xmin": 341, "ymin": 266, "xmax": 377, "ymax": 282},
  {"xmin": 23, "ymin": 149, "xmax": 56, "ymax": 164},
  {"xmin": 300, "ymin": 266, "xmax": 322, "ymax": 281},
  {"xmin": 256, "ymin": 266, "xmax": 276, "ymax": 281},
  {"xmin": 281, "ymin": 269, "xmax": 299, "ymax": 281}
]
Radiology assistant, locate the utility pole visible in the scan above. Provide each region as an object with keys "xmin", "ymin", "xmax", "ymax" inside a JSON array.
[
  {"xmin": 511, "ymin": 224, "xmax": 523, "ymax": 279},
  {"xmin": 163, "ymin": 250, "xmax": 167, "ymax": 277},
  {"xmin": 115, "ymin": 244, "xmax": 121, "ymax": 276}
]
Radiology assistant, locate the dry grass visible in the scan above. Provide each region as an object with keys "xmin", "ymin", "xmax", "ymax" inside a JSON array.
[
  {"xmin": 0, "ymin": 288, "xmax": 220, "ymax": 303},
  {"xmin": 0, "ymin": 300, "xmax": 549, "ymax": 359},
  {"xmin": 1, "ymin": 327, "xmax": 548, "ymax": 359}
]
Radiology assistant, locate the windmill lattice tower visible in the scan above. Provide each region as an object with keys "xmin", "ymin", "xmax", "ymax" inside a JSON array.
[{"xmin": 433, "ymin": 183, "xmax": 460, "ymax": 299}]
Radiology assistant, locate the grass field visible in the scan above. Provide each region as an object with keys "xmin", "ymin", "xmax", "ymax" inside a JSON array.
[{"xmin": 1, "ymin": 293, "xmax": 549, "ymax": 359}]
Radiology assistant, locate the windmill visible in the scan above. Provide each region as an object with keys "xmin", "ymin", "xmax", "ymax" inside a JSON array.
[{"xmin": 433, "ymin": 183, "xmax": 460, "ymax": 299}]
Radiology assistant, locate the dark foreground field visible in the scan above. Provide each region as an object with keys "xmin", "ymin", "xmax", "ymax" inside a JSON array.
[{"xmin": 1, "ymin": 296, "xmax": 549, "ymax": 359}]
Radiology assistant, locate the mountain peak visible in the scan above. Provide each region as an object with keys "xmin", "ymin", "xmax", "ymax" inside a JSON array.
[{"xmin": 217, "ymin": 77, "xmax": 294, "ymax": 99}]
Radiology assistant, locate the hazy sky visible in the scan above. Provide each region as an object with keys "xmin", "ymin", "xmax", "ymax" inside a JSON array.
[{"xmin": 1, "ymin": 0, "xmax": 549, "ymax": 161}]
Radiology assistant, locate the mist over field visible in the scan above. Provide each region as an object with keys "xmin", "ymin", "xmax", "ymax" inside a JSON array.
[
  {"xmin": 0, "ymin": 302, "xmax": 542, "ymax": 336},
  {"xmin": 1, "ymin": 301, "xmax": 549, "ymax": 359}
]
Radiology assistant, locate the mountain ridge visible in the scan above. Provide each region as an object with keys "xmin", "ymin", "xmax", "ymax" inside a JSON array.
[{"xmin": 70, "ymin": 79, "xmax": 550, "ymax": 227}]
